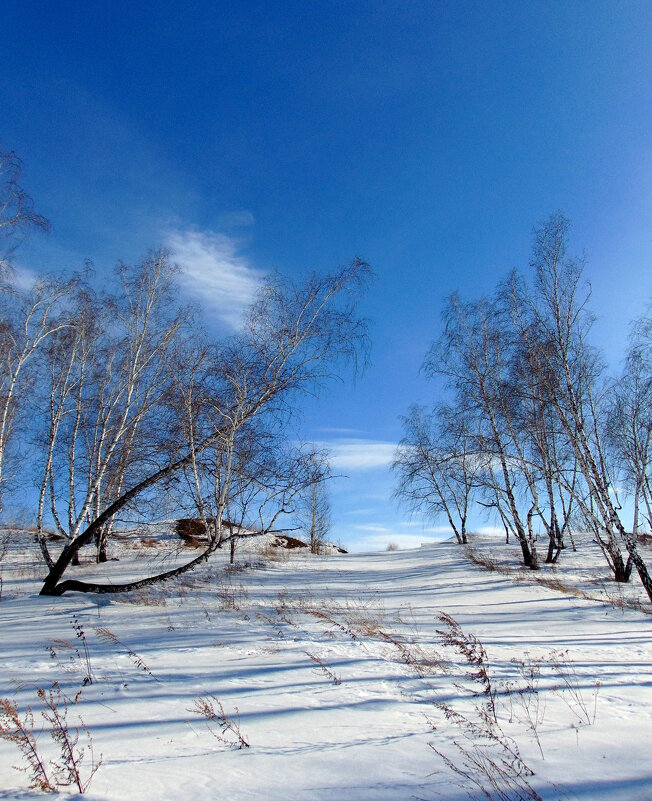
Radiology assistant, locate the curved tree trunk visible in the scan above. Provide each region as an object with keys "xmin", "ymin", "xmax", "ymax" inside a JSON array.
[
  {"xmin": 39, "ymin": 444, "xmax": 208, "ymax": 595},
  {"xmin": 44, "ymin": 536, "xmax": 223, "ymax": 596}
]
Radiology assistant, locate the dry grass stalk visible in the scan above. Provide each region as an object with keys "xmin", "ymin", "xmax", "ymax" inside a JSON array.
[
  {"xmin": 46, "ymin": 617, "xmax": 94, "ymax": 686},
  {"xmin": 437, "ymin": 611, "xmax": 497, "ymax": 725},
  {"xmin": 190, "ymin": 695, "xmax": 249, "ymax": 749},
  {"xmin": 275, "ymin": 591, "xmax": 441, "ymax": 677},
  {"xmin": 549, "ymin": 650, "xmax": 599, "ymax": 726},
  {"xmin": 504, "ymin": 654, "xmax": 547, "ymax": 759},
  {"xmin": 216, "ymin": 574, "xmax": 246, "ymax": 611},
  {"xmin": 95, "ymin": 627, "xmax": 157, "ymax": 680},
  {"xmin": 39, "ymin": 683, "xmax": 102, "ymax": 793},
  {"xmin": 72, "ymin": 617, "xmax": 93, "ymax": 685},
  {"xmin": 305, "ymin": 651, "xmax": 342, "ymax": 685}
]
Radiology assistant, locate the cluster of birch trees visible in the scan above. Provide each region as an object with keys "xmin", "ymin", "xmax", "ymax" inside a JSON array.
[
  {"xmin": 394, "ymin": 214, "xmax": 652, "ymax": 601},
  {"xmin": 0, "ymin": 150, "xmax": 367, "ymax": 596}
]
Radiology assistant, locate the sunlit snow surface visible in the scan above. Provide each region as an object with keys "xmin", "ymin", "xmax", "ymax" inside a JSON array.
[{"xmin": 1, "ymin": 529, "xmax": 650, "ymax": 800}]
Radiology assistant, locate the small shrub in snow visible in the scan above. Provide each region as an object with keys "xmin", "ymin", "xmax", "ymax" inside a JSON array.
[
  {"xmin": 39, "ymin": 684, "xmax": 102, "ymax": 793},
  {"xmin": 386, "ymin": 542, "xmax": 399, "ymax": 551},
  {"xmin": 0, "ymin": 696, "xmax": 54, "ymax": 792},
  {"xmin": 190, "ymin": 695, "xmax": 249, "ymax": 749},
  {"xmin": 549, "ymin": 650, "xmax": 599, "ymax": 727},
  {"xmin": 431, "ymin": 613, "xmax": 543, "ymax": 801},
  {"xmin": 504, "ymin": 654, "xmax": 547, "ymax": 759},
  {"xmin": 0, "ymin": 529, "xmax": 10, "ymax": 562},
  {"xmin": 71, "ymin": 617, "xmax": 93, "ymax": 686},
  {"xmin": 216, "ymin": 573, "xmax": 247, "ymax": 610},
  {"xmin": 47, "ymin": 617, "xmax": 94, "ymax": 686},
  {"xmin": 0, "ymin": 683, "xmax": 102, "ymax": 794}
]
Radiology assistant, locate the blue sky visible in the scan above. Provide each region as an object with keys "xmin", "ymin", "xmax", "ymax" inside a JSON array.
[{"xmin": 2, "ymin": 1, "xmax": 651, "ymax": 550}]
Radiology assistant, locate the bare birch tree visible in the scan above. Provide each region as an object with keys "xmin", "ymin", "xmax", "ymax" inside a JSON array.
[
  {"xmin": 296, "ymin": 447, "xmax": 331, "ymax": 554},
  {"xmin": 520, "ymin": 214, "xmax": 652, "ymax": 598},
  {"xmin": 394, "ymin": 404, "xmax": 477, "ymax": 545},
  {"xmin": 34, "ymin": 254, "xmax": 184, "ymax": 568},
  {"xmin": 0, "ymin": 276, "xmax": 72, "ymax": 515},
  {"xmin": 499, "ymin": 272, "xmax": 576, "ymax": 562},
  {"xmin": 424, "ymin": 294, "xmax": 540, "ymax": 567},
  {"xmin": 398, "ymin": 213, "xmax": 651, "ymax": 598},
  {"xmin": 608, "ymin": 307, "xmax": 652, "ymax": 535}
]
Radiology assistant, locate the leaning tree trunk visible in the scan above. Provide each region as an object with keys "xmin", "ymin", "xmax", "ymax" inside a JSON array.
[
  {"xmin": 615, "ymin": 517, "xmax": 652, "ymax": 602},
  {"xmin": 39, "ymin": 443, "xmax": 209, "ymax": 595}
]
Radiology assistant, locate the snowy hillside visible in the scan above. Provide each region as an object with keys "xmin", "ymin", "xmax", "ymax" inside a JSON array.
[{"xmin": 1, "ymin": 530, "xmax": 651, "ymax": 800}]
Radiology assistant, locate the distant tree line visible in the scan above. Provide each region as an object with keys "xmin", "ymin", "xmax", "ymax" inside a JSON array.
[
  {"xmin": 0, "ymin": 149, "xmax": 365, "ymax": 596},
  {"xmin": 394, "ymin": 214, "xmax": 652, "ymax": 602}
]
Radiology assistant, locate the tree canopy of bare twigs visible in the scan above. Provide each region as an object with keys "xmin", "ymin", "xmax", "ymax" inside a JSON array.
[
  {"xmin": 0, "ymin": 149, "xmax": 50, "ymax": 269},
  {"xmin": 34, "ymin": 257, "xmax": 371, "ymax": 595},
  {"xmin": 34, "ymin": 254, "xmax": 185, "ymax": 569},
  {"xmin": 0, "ymin": 150, "xmax": 53, "ymax": 514}
]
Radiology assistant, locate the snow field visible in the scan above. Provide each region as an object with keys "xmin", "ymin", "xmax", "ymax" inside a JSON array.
[{"xmin": 1, "ymin": 531, "xmax": 651, "ymax": 800}]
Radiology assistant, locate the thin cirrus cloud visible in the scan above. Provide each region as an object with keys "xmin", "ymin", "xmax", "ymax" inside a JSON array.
[
  {"xmin": 9, "ymin": 264, "xmax": 38, "ymax": 290},
  {"xmin": 164, "ymin": 228, "xmax": 264, "ymax": 330},
  {"xmin": 216, "ymin": 210, "xmax": 256, "ymax": 228},
  {"xmin": 348, "ymin": 523, "xmax": 453, "ymax": 552},
  {"xmin": 325, "ymin": 439, "xmax": 397, "ymax": 471}
]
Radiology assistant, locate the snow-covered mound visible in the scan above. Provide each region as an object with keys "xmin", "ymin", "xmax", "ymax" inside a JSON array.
[{"xmin": 0, "ymin": 529, "xmax": 650, "ymax": 800}]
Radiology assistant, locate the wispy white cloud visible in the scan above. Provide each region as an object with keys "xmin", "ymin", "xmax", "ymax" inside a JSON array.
[
  {"xmin": 318, "ymin": 427, "xmax": 364, "ymax": 436},
  {"xmin": 347, "ymin": 507, "xmax": 380, "ymax": 517},
  {"xmin": 402, "ymin": 521, "xmax": 456, "ymax": 533},
  {"xmin": 165, "ymin": 228, "xmax": 264, "ymax": 329},
  {"xmin": 352, "ymin": 523, "xmax": 393, "ymax": 533},
  {"xmin": 345, "ymin": 523, "xmax": 454, "ymax": 552},
  {"xmin": 216, "ymin": 210, "xmax": 255, "ymax": 228},
  {"xmin": 325, "ymin": 439, "xmax": 397, "ymax": 471},
  {"xmin": 340, "ymin": 519, "xmax": 503, "ymax": 552},
  {"xmin": 475, "ymin": 526, "xmax": 506, "ymax": 537},
  {"xmin": 8, "ymin": 263, "xmax": 38, "ymax": 291}
]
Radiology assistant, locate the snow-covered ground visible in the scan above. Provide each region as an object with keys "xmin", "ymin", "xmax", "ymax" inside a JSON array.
[{"xmin": 1, "ymin": 528, "xmax": 651, "ymax": 800}]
